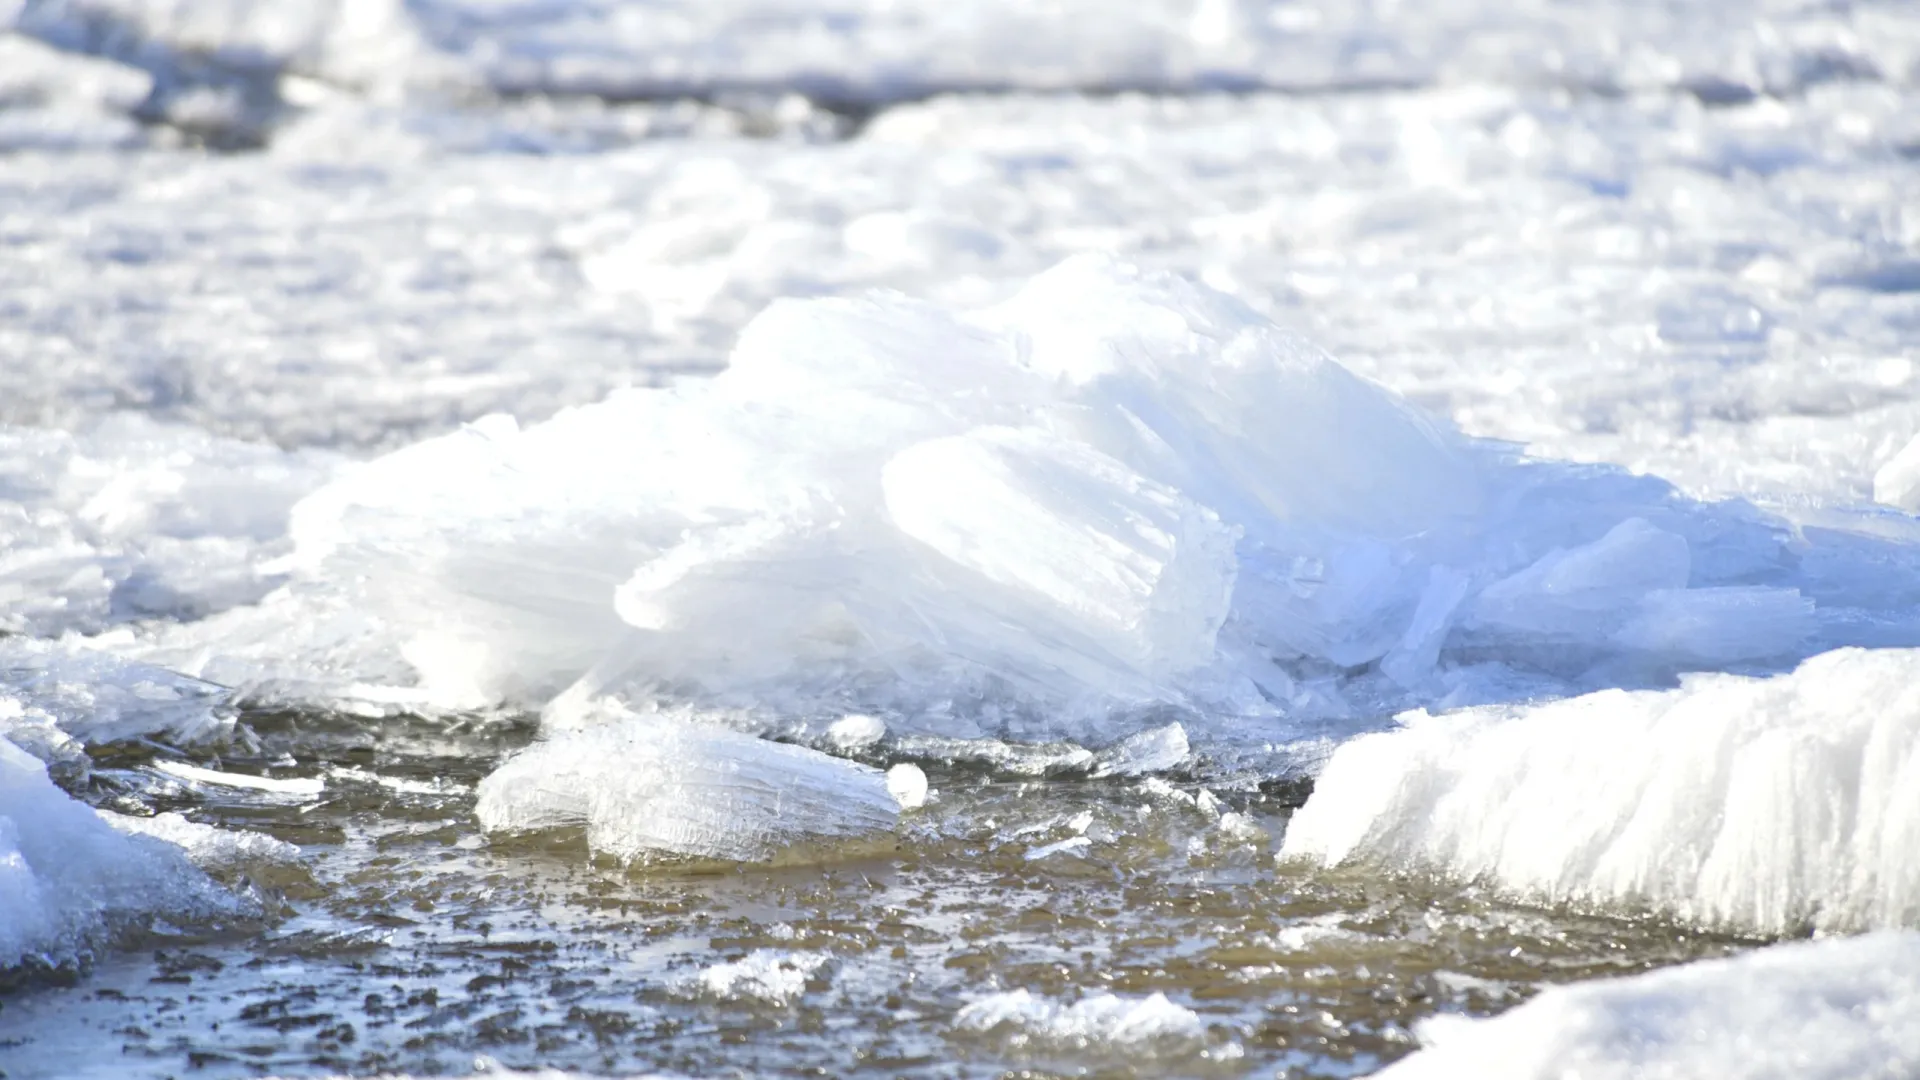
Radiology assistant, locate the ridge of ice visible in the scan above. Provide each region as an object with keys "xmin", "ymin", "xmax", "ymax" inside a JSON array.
[
  {"xmin": 103, "ymin": 811, "xmax": 301, "ymax": 873},
  {"xmin": 1375, "ymin": 932, "xmax": 1920, "ymax": 1080},
  {"xmin": 1282, "ymin": 646, "xmax": 1920, "ymax": 935}
]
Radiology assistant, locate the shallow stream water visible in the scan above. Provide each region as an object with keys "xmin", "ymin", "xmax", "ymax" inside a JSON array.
[{"xmin": 0, "ymin": 710, "xmax": 1752, "ymax": 1079}]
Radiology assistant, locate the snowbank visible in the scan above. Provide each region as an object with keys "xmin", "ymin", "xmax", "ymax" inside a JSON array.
[
  {"xmin": 1282, "ymin": 647, "xmax": 1920, "ymax": 935},
  {"xmin": 1376, "ymin": 932, "xmax": 1920, "ymax": 1080},
  {"xmin": 0, "ymin": 737, "xmax": 259, "ymax": 974}
]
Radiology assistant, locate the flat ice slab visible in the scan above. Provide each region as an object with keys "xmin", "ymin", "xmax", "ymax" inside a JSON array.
[
  {"xmin": 1375, "ymin": 932, "xmax": 1920, "ymax": 1080},
  {"xmin": 1282, "ymin": 647, "xmax": 1920, "ymax": 935}
]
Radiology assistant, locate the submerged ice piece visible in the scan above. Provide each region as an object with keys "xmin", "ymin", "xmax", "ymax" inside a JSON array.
[
  {"xmin": 474, "ymin": 714, "xmax": 915, "ymax": 863},
  {"xmin": 1282, "ymin": 647, "xmax": 1920, "ymax": 935}
]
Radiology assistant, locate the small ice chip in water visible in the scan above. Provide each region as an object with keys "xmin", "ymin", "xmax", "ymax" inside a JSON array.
[
  {"xmin": 153, "ymin": 760, "xmax": 325, "ymax": 799},
  {"xmin": 828, "ymin": 713, "xmax": 887, "ymax": 751},
  {"xmin": 683, "ymin": 949, "xmax": 830, "ymax": 1006},
  {"xmin": 952, "ymin": 989, "xmax": 1205, "ymax": 1051},
  {"xmin": 886, "ymin": 763, "xmax": 929, "ymax": 809},
  {"xmin": 1090, "ymin": 722, "xmax": 1190, "ymax": 777}
]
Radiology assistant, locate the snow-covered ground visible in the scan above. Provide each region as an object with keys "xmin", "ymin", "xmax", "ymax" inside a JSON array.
[{"xmin": 4, "ymin": 0, "xmax": 1920, "ymax": 1075}]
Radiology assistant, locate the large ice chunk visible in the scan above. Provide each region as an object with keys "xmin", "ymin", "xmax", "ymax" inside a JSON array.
[
  {"xmin": 1376, "ymin": 933, "xmax": 1920, "ymax": 1080},
  {"xmin": 1281, "ymin": 647, "xmax": 1920, "ymax": 935},
  {"xmin": 107, "ymin": 257, "xmax": 1920, "ymax": 747}
]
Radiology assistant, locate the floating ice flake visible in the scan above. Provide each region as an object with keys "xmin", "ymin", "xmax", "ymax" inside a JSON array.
[{"xmin": 681, "ymin": 949, "xmax": 830, "ymax": 1006}]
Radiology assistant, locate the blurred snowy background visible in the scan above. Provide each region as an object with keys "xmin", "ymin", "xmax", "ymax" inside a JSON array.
[{"xmin": 3, "ymin": 0, "xmax": 1916, "ymax": 503}]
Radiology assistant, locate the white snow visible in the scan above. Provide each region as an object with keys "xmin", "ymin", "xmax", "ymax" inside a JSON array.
[
  {"xmin": 1375, "ymin": 932, "xmax": 1920, "ymax": 1080},
  {"xmin": 0, "ymin": 736, "xmax": 256, "ymax": 973},
  {"xmin": 1282, "ymin": 647, "xmax": 1920, "ymax": 935},
  {"xmin": 0, "ymin": 416, "xmax": 340, "ymax": 637},
  {"xmin": 10, "ymin": 0, "xmax": 1917, "ymax": 114}
]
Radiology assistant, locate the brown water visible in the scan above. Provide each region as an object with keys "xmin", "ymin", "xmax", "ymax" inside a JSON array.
[{"xmin": 0, "ymin": 710, "xmax": 1755, "ymax": 1079}]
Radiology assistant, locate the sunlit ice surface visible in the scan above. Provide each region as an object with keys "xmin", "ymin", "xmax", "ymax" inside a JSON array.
[{"xmin": 3, "ymin": 0, "xmax": 1920, "ymax": 1076}]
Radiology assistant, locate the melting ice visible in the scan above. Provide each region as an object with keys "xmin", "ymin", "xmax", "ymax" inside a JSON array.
[{"xmin": 63, "ymin": 253, "xmax": 1920, "ymax": 866}]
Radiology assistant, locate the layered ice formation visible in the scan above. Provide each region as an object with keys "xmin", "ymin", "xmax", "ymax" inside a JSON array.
[
  {"xmin": 1377, "ymin": 932, "xmax": 1920, "ymax": 1080},
  {"xmin": 124, "ymin": 255, "xmax": 1920, "ymax": 747},
  {"xmin": 1282, "ymin": 647, "xmax": 1920, "ymax": 935},
  {"xmin": 0, "ymin": 737, "xmax": 263, "ymax": 975}
]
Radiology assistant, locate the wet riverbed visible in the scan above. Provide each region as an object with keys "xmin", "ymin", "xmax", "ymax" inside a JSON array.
[{"xmin": 0, "ymin": 710, "xmax": 1753, "ymax": 1079}]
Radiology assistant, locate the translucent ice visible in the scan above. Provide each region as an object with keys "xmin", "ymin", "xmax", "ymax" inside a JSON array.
[
  {"xmin": 1376, "ymin": 933, "xmax": 1920, "ymax": 1080},
  {"xmin": 1875, "ymin": 433, "xmax": 1920, "ymax": 512},
  {"xmin": 1282, "ymin": 647, "xmax": 1920, "ymax": 935},
  {"xmin": 474, "ymin": 713, "xmax": 902, "ymax": 863},
  {"xmin": 0, "ymin": 737, "xmax": 256, "ymax": 974},
  {"xmin": 127, "ymin": 254, "xmax": 1917, "ymax": 748},
  {"xmin": 0, "ymin": 638, "xmax": 233, "ymax": 751}
]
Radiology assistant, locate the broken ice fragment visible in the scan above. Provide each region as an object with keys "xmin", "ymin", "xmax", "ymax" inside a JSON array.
[{"xmin": 475, "ymin": 714, "xmax": 901, "ymax": 863}]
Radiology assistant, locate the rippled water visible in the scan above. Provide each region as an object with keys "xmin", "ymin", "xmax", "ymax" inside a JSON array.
[{"xmin": 0, "ymin": 711, "xmax": 1752, "ymax": 1078}]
